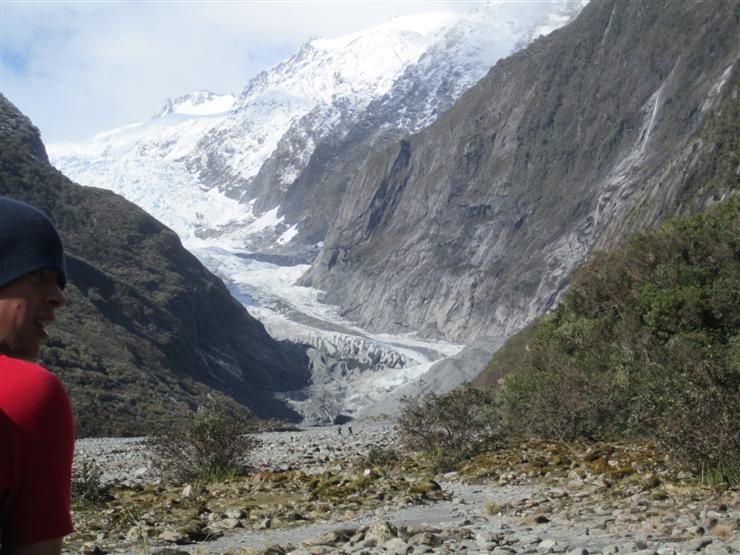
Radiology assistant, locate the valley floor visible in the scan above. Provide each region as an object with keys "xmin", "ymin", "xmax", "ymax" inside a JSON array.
[
  {"xmin": 191, "ymin": 246, "xmax": 468, "ymax": 422},
  {"xmin": 71, "ymin": 425, "xmax": 739, "ymax": 555}
]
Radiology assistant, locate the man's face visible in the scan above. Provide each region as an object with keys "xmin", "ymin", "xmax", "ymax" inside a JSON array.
[{"xmin": 0, "ymin": 268, "xmax": 66, "ymax": 361}]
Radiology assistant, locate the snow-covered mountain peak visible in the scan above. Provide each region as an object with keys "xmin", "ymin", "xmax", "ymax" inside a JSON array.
[
  {"xmin": 236, "ymin": 13, "xmax": 459, "ymax": 109},
  {"xmin": 357, "ymin": 0, "xmax": 587, "ymax": 137},
  {"xmin": 311, "ymin": 11, "xmax": 459, "ymax": 51},
  {"xmin": 50, "ymin": 1, "xmax": 587, "ymax": 248},
  {"xmin": 153, "ymin": 90, "xmax": 235, "ymax": 118}
]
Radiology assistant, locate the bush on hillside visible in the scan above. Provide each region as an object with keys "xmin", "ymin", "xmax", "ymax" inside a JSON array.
[
  {"xmin": 361, "ymin": 446, "xmax": 402, "ymax": 471},
  {"xmin": 148, "ymin": 398, "xmax": 261, "ymax": 482},
  {"xmin": 71, "ymin": 455, "xmax": 112, "ymax": 507},
  {"xmin": 500, "ymin": 198, "xmax": 740, "ymax": 483},
  {"xmin": 398, "ymin": 384, "xmax": 503, "ymax": 471},
  {"xmin": 474, "ymin": 320, "xmax": 540, "ymax": 388}
]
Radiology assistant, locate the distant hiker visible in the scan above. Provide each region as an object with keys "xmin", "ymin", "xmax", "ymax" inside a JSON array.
[
  {"xmin": 347, "ymin": 425, "xmax": 353, "ymax": 436},
  {"xmin": 337, "ymin": 426, "xmax": 343, "ymax": 436},
  {"xmin": 0, "ymin": 197, "xmax": 74, "ymax": 553}
]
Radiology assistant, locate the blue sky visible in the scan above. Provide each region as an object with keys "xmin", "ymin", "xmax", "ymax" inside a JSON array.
[{"xmin": 0, "ymin": 1, "xmax": 480, "ymax": 143}]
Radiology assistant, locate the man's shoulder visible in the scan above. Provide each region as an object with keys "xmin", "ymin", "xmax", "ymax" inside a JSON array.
[
  {"xmin": 0, "ymin": 355, "xmax": 69, "ymax": 423},
  {"xmin": 0, "ymin": 354, "xmax": 62, "ymax": 387}
]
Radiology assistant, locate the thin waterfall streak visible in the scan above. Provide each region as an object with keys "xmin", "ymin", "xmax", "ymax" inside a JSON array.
[{"xmin": 641, "ymin": 90, "xmax": 661, "ymax": 153}]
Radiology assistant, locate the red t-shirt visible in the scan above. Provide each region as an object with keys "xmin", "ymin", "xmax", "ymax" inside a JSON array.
[{"xmin": 0, "ymin": 355, "xmax": 74, "ymax": 545}]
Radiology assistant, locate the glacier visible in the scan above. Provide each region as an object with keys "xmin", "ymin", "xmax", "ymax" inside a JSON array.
[{"xmin": 48, "ymin": 1, "xmax": 586, "ymax": 423}]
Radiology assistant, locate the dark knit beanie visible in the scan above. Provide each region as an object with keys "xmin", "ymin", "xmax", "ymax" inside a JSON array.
[{"xmin": 0, "ymin": 196, "xmax": 67, "ymax": 290}]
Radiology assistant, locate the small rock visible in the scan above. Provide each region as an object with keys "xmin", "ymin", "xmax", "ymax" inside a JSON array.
[
  {"xmin": 622, "ymin": 540, "xmax": 649, "ymax": 551},
  {"xmin": 539, "ymin": 539, "xmax": 557, "ymax": 551},
  {"xmin": 384, "ymin": 537, "xmax": 411, "ymax": 554},
  {"xmin": 180, "ymin": 484, "xmax": 193, "ymax": 498},
  {"xmin": 212, "ymin": 517, "xmax": 241, "ymax": 530},
  {"xmin": 81, "ymin": 543, "xmax": 106, "ymax": 555},
  {"xmin": 410, "ymin": 532, "xmax": 443, "ymax": 547},
  {"xmin": 687, "ymin": 538, "xmax": 714, "ymax": 552},
  {"xmin": 476, "ymin": 531, "xmax": 496, "ymax": 544},
  {"xmin": 260, "ymin": 517, "xmax": 272, "ymax": 529},
  {"xmin": 366, "ymin": 521, "xmax": 398, "ymax": 544},
  {"xmin": 520, "ymin": 535, "xmax": 543, "ymax": 545},
  {"xmin": 225, "ymin": 508, "xmax": 247, "ymax": 519},
  {"xmin": 356, "ymin": 537, "xmax": 378, "ymax": 549},
  {"xmin": 303, "ymin": 530, "xmax": 352, "ymax": 547},
  {"xmin": 158, "ymin": 530, "xmax": 185, "ymax": 544},
  {"xmin": 533, "ymin": 514, "xmax": 551, "ymax": 524}
]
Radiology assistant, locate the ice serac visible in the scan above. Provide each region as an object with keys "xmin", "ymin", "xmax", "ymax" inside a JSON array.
[
  {"xmin": 0, "ymin": 95, "xmax": 308, "ymax": 436},
  {"xmin": 302, "ymin": 0, "xmax": 740, "ymax": 343}
]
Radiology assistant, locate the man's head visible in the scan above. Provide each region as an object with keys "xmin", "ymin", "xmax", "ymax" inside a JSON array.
[{"xmin": 0, "ymin": 197, "xmax": 67, "ymax": 360}]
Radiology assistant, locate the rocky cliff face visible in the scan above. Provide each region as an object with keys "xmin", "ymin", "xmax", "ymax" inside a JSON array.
[
  {"xmin": 302, "ymin": 0, "xmax": 740, "ymax": 343},
  {"xmin": 0, "ymin": 95, "xmax": 308, "ymax": 436}
]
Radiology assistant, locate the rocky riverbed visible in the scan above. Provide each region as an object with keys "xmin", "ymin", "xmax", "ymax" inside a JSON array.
[
  {"xmin": 75, "ymin": 424, "xmax": 398, "ymax": 486},
  {"xmin": 70, "ymin": 425, "xmax": 739, "ymax": 555}
]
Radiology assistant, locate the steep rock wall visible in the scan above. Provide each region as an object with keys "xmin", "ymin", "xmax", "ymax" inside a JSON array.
[{"xmin": 302, "ymin": 0, "xmax": 740, "ymax": 342}]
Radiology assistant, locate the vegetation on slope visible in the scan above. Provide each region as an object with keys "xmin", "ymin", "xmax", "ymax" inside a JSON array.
[
  {"xmin": 500, "ymin": 198, "xmax": 739, "ymax": 481},
  {"xmin": 405, "ymin": 199, "xmax": 739, "ymax": 484},
  {"xmin": 474, "ymin": 320, "xmax": 539, "ymax": 389}
]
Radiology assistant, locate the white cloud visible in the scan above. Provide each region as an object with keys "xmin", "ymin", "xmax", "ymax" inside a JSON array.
[{"xmin": 1, "ymin": 0, "xmax": 482, "ymax": 142}]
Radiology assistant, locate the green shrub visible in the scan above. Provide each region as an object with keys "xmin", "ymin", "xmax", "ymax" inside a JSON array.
[
  {"xmin": 500, "ymin": 198, "xmax": 740, "ymax": 483},
  {"xmin": 475, "ymin": 319, "xmax": 539, "ymax": 388},
  {"xmin": 148, "ymin": 398, "xmax": 261, "ymax": 482},
  {"xmin": 362, "ymin": 446, "xmax": 402, "ymax": 470},
  {"xmin": 71, "ymin": 455, "xmax": 112, "ymax": 507},
  {"xmin": 398, "ymin": 385, "xmax": 503, "ymax": 471}
]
